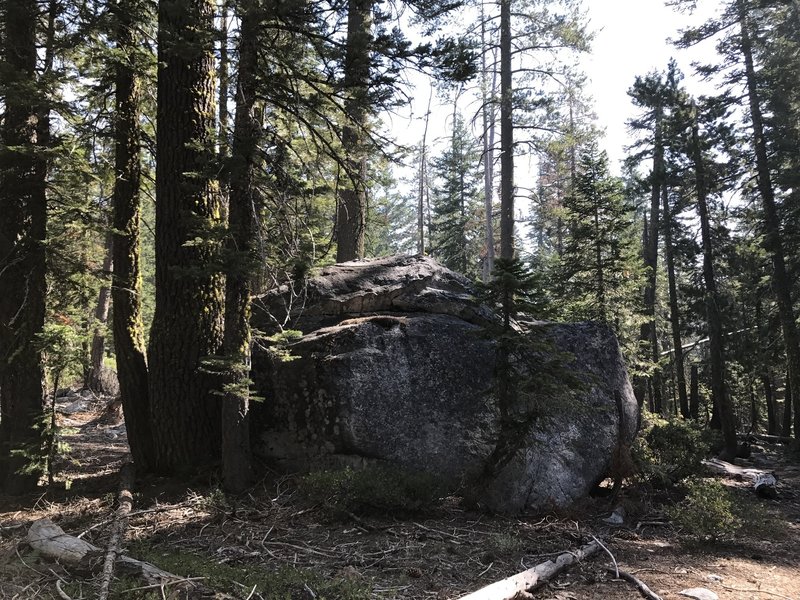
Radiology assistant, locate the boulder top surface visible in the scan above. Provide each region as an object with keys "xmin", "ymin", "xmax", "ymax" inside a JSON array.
[{"xmin": 254, "ymin": 254, "xmax": 495, "ymax": 332}]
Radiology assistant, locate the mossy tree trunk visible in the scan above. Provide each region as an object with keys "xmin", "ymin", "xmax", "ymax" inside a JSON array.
[
  {"xmin": 149, "ymin": 0, "xmax": 225, "ymax": 472},
  {"xmin": 0, "ymin": 0, "xmax": 48, "ymax": 494},
  {"xmin": 221, "ymin": 0, "xmax": 262, "ymax": 493},
  {"xmin": 111, "ymin": 0, "xmax": 156, "ymax": 471}
]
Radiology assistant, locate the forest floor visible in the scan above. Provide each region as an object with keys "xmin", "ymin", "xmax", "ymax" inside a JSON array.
[{"xmin": 1, "ymin": 393, "xmax": 800, "ymax": 600}]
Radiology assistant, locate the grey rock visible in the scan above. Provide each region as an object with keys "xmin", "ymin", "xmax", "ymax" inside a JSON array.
[{"xmin": 250, "ymin": 255, "xmax": 638, "ymax": 513}]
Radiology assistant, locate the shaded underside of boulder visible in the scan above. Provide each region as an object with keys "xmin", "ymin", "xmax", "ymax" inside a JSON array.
[{"xmin": 250, "ymin": 255, "xmax": 637, "ymax": 513}]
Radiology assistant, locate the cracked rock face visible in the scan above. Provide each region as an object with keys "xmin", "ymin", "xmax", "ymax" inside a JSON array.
[{"xmin": 250, "ymin": 255, "xmax": 638, "ymax": 513}]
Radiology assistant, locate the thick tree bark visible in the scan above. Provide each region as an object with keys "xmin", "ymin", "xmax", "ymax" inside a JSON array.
[
  {"xmin": 737, "ymin": 0, "xmax": 800, "ymax": 446},
  {"xmin": 221, "ymin": 0, "xmax": 262, "ymax": 493},
  {"xmin": 335, "ymin": 0, "xmax": 372, "ymax": 263},
  {"xmin": 0, "ymin": 0, "xmax": 47, "ymax": 494},
  {"xmin": 498, "ymin": 0, "xmax": 514, "ymax": 260},
  {"xmin": 149, "ymin": 0, "xmax": 225, "ymax": 472},
  {"xmin": 662, "ymin": 185, "xmax": 689, "ymax": 418},
  {"xmin": 88, "ymin": 232, "xmax": 113, "ymax": 393},
  {"xmin": 111, "ymin": 0, "xmax": 155, "ymax": 471},
  {"xmin": 691, "ymin": 104, "xmax": 737, "ymax": 458}
]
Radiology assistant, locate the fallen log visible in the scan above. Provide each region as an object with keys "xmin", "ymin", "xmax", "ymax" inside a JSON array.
[
  {"xmin": 25, "ymin": 518, "xmax": 218, "ymax": 598},
  {"xmin": 703, "ymin": 458, "xmax": 778, "ymax": 498},
  {"xmin": 98, "ymin": 463, "xmax": 134, "ymax": 600},
  {"xmin": 457, "ymin": 540, "xmax": 600, "ymax": 600},
  {"xmin": 738, "ymin": 433, "xmax": 794, "ymax": 445}
]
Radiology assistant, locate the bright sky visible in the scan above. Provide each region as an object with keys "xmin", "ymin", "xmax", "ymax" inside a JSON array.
[
  {"xmin": 583, "ymin": 0, "xmax": 723, "ymax": 170},
  {"xmin": 389, "ymin": 0, "xmax": 725, "ymax": 189}
]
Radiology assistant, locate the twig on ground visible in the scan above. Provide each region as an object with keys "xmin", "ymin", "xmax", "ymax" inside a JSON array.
[
  {"xmin": 591, "ymin": 535, "xmax": 618, "ymax": 578},
  {"xmin": 720, "ymin": 584, "xmax": 794, "ymax": 599},
  {"xmin": 54, "ymin": 580, "xmax": 73, "ymax": 600},
  {"xmin": 118, "ymin": 577, "xmax": 207, "ymax": 594},
  {"xmin": 77, "ymin": 501, "xmax": 196, "ymax": 539},
  {"xmin": 607, "ymin": 568, "xmax": 662, "ymax": 600}
]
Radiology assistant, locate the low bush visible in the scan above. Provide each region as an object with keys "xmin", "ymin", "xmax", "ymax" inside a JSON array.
[
  {"xmin": 633, "ymin": 415, "xmax": 710, "ymax": 487},
  {"xmin": 668, "ymin": 478, "xmax": 740, "ymax": 542},
  {"xmin": 297, "ymin": 463, "xmax": 445, "ymax": 515}
]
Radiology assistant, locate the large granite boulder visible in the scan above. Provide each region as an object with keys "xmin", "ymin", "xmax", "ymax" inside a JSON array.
[{"xmin": 250, "ymin": 255, "xmax": 638, "ymax": 513}]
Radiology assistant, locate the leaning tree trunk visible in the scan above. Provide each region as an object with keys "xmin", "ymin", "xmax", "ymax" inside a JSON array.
[
  {"xmin": 149, "ymin": 0, "xmax": 225, "ymax": 472},
  {"xmin": 691, "ymin": 103, "xmax": 737, "ymax": 459},
  {"xmin": 737, "ymin": 0, "xmax": 800, "ymax": 446},
  {"xmin": 662, "ymin": 185, "xmax": 689, "ymax": 418},
  {"xmin": 110, "ymin": 0, "xmax": 155, "ymax": 472},
  {"xmin": 335, "ymin": 0, "xmax": 372, "ymax": 263},
  {"xmin": 0, "ymin": 0, "xmax": 48, "ymax": 494}
]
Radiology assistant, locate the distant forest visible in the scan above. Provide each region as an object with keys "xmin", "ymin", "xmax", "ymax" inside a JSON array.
[{"xmin": 1, "ymin": 0, "xmax": 798, "ymax": 493}]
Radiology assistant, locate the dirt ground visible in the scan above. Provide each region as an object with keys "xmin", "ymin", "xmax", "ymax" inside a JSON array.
[{"xmin": 1, "ymin": 395, "xmax": 799, "ymax": 599}]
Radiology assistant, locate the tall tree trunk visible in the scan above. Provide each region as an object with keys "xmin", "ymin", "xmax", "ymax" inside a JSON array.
[
  {"xmin": 335, "ymin": 0, "xmax": 372, "ymax": 263},
  {"xmin": 737, "ymin": 0, "xmax": 800, "ymax": 446},
  {"xmin": 498, "ymin": 0, "xmax": 514, "ymax": 260},
  {"xmin": 111, "ymin": 0, "xmax": 155, "ymax": 471},
  {"xmin": 218, "ymin": 1, "xmax": 229, "ymax": 161},
  {"xmin": 0, "ymin": 0, "xmax": 47, "ymax": 494},
  {"xmin": 149, "ymin": 0, "xmax": 225, "ymax": 472},
  {"xmin": 782, "ymin": 372, "xmax": 792, "ymax": 438},
  {"xmin": 662, "ymin": 185, "xmax": 689, "ymax": 418},
  {"xmin": 691, "ymin": 102, "xmax": 737, "ymax": 458},
  {"xmin": 480, "ymin": 7, "xmax": 496, "ymax": 280},
  {"xmin": 690, "ymin": 364, "xmax": 700, "ymax": 420},
  {"xmin": 593, "ymin": 205, "xmax": 606, "ymax": 322},
  {"xmin": 761, "ymin": 371, "xmax": 776, "ymax": 436},
  {"xmin": 636, "ymin": 106, "xmax": 664, "ymax": 412},
  {"xmin": 221, "ymin": 0, "xmax": 263, "ymax": 493},
  {"xmin": 88, "ymin": 232, "xmax": 113, "ymax": 393},
  {"xmin": 417, "ymin": 90, "xmax": 432, "ymax": 255}
]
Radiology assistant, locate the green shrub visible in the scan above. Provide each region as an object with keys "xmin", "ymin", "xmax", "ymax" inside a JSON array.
[
  {"xmin": 668, "ymin": 478, "xmax": 740, "ymax": 542},
  {"xmin": 297, "ymin": 464, "xmax": 445, "ymax": 515},
  {"xmin": 633, "ymin": 416, "xmax": 709, "ymax": 487}
]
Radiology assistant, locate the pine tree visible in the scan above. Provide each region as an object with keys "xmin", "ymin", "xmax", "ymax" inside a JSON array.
[
  {"xmin": 560, "ymin": 145, "xmax": 640, "ymax": 327},
  {"xmin": 430, "ymin": 113, "xmax": 484, "ymax": 278}
]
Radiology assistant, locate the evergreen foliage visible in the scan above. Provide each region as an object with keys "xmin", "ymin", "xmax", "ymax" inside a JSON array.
[{"xmin": 429, "ymin": 113, "xmax": 484, "ymax": 279}]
